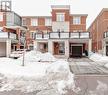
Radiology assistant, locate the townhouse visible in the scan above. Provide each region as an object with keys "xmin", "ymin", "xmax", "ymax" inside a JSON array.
[
  {"xmin": 0, "ymin": 0, "xmax": 92, "ymax": 58},
  {"xmin": 88, "ymin": 8, "xmax": 108, "ymax": 56},
  {"xmin": 22, "ymin": 5, "xmax": 92, "ymax": 58}
]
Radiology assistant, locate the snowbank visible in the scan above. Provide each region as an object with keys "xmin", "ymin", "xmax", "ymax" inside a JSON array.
[
  {"xmin": 104, "ymin": 64, "xmax": 108, "ymax": 68},
  {"xmin": 18, "ymin": 51, "xmax": 57, "ymax": 62},
  {"xmin": 46, "ymin": 59, "xmax": 70, "ymax": 73},
  {"xmin": 0, "ymin": 58, "xmax": 50, "ymax": 78},
  {"xmin": 89, "ymin": 53, "xmax": 108, "ymax": 68},
  {"xmin": 0, "ymin": 51, "xmax": 75, "ymax": 95},
  {"xmin": 89, "ymin": 53, "xmax": 108, "ymax": 63}
]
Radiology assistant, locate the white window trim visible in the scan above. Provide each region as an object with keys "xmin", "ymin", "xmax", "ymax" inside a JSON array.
[
  {"xmin": 31, "ymin": 18, "xmax": 38, "ymax": 26},
  {"xmin": 73, "ymin": 16, "xmax": 81, "ymax": 25},
  {"xmin": 56, "ymin": 13, "xmax": 65, "ymax": 22},
  {"xmin": 0, "ymin": 13, "xmax": 3, "ymax": 22},
  {"xmin": 45, "ymin": 18, "xmax": 52, "ymax": 26}
]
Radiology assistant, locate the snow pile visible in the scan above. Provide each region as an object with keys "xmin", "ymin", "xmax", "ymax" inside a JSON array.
[
  {"xmin": 0, "ymin": 58, "xmax": 49, "ymax": 77},
  {"xmin": 40, "ymin": 52, "xmax": 57, "ymax": 62},
  {"xmin": 18, "ymin": 51, "xmax": 42, "ymax": 62},
  {"xmin": 46, "ymin": 60, "xmax": 74, "ymax": 94},
  {"xmin": 89, "ymin": 53, "xmax": 108, "ymax": 68},
  {"xmin": 19, "ymin": 51, "xmax": 57, "ymax": 62},
  {"xmin": 104, "ymin": 63, "xmax": 108, "ymax": 68},
  {"xmin": 0, "ymin": 53, "xmax": 75, "ymax": 94},
  {"xmin": 89, "ymin": 53, "xmax": 108, "ymax": 63},
  {"xmin": 46, "ymin": 60, "xmax": 70, "ymax": 73}
]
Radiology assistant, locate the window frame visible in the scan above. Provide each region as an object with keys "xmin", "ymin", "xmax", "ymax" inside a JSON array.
[
  {"xmin": 45, "ymin": 18, "xmax": 52, "ymax": 26},
  {"xmin": 31, "ymin": 18, "xmax": 38, "ymax": 26},
  {"xmin": 56, "ymin": 13, "xmax": 65, "ymax": 22},
  {"xmin": 73, "ymin": 16, "xmax": 81, "ymax": 25}
]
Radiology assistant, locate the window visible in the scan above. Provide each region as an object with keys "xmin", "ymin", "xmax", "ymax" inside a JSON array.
[
  {"xmin": 31, "ymin": 18, "xmax": 38, "ymax": 26},
  {"xmin": 59, "ymin": 42, "xmax": 65, "ymax": 55},
  {"xmin": 73, "ymin": 16, "xmax": 81, "ymax": 24},
  {"xmin": 0, "ymin": 13, "xmax": 3, "ymax": 21},
  {"xmin": 30, "ymin": 31, "xmax": 35, "ymax": 39},
  {"xmin": 45, "ymin": 18, "xmax": 52, "ymax": 26},
  {"xmin": 22, "ymin": 18, "xmax": 27, "ymax": 26},
  {"xmin": 56, "ymin": 13, "xmax": 65, "ymax": 22}
]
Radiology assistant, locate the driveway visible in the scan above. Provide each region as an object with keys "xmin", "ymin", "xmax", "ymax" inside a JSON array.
[{"xmin": 69, "ymin": 57, "xmax": 108, "ymax": 75}]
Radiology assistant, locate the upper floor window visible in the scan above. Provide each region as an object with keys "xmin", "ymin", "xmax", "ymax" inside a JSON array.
[
  {"xmin": 45, "ymin": 18, "xmax": 52, "ymax": 26},
  {"xmin": 0, "ymin": 13, "xmax": 3, "ymax": 21},
  {"xmin": 56, "ymin": 13, "xmax": 65, "ymax": 22},
  {"xmin": 73, "ymin": 16, "xmax": 81, "ymax": 24},
  {"xmin": 22, "ymin": 18, "xmax": 27, "ymax": 26},
  {"xmin": 31, "ymin": 18, "xmax": 38, "ymax": 26}
]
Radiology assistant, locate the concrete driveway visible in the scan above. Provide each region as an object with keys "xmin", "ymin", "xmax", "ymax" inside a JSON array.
[
  {"xmin": 67, "ymin": 57, "xmax": 108, "ymax": 95},
  {"xmin": 69, "ymin": 57, "xmax": 108, "ymax": 75}
]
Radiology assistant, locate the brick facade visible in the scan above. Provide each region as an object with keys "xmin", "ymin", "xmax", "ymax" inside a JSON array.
[{"xmin": 88, "ymin": 8, "xmax": 108, "ymax": 53}]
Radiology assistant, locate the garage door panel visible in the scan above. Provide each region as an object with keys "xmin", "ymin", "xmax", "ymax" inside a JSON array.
[
  {"xmin": 0, "ymin": 42, "xmax": 6, "ymax": 57},
  {"xmin": 72, "ymin": 46, "xmax": 82, "ymax": 57}
]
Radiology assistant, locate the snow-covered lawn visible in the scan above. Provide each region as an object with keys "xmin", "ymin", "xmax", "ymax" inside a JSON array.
[
  {"xmin": 0, "ymin": 51, "xmax": 75, "ymax": 95},
  {"xmin": 89, "ymin": 53, "xmax": 108, "ymax": 63},
  {"xmin": 89, "ymin": 52, "xmax": 108, "ymax": 69}
]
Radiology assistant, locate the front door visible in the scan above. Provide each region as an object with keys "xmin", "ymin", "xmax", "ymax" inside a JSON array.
[{"xmin": 54, "ymin": 42, "xmax": 59, "ymax": 55}]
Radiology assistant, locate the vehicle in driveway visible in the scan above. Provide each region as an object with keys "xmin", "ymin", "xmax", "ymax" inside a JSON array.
[{"xmin": 10, "ymin": 49, "xmax": 25, "ymax": 59}]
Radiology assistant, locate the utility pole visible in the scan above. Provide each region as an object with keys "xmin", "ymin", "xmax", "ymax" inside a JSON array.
[
  {"xmin": 22, "ymin": 28, "xmax": 29, "ymax": 66},
  {"xmin": 22, "ymin": 38, "xmax": 26, "ymax": 66}
]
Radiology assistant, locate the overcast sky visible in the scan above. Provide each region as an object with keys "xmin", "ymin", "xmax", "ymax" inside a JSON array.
[{"xmin": 12, "ymin": 0, "xmax": 108, "ymax": 28}]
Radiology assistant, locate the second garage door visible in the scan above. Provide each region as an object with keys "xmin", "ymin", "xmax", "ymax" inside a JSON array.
[
  {"xmin": 72, "ymin": 46, "xmax": 82, "ymax": 57},
  {"xmin": 0, "ymin": 42, "xmax": 6, "ymax": 57}
]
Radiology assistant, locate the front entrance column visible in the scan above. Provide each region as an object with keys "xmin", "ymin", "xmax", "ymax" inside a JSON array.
[
  {"xmin": 6, "ymin": 39, "xmax": 11, "ymax": 57},
  {"xmin": 34, "ymin": 41, "xmax": 37, "ymax": 51},
  {"xmin": 16, "ymin": 28, "xmax": 21, "ymax": 49},
  {"xmin": 65, "ymin": 40, "xmax": 69, "ymax": 58},
  {"xmin": 102, "ymin": 40, "xmax": 106, "ymax": 55},
  {"xmin": 88, "ymin": 39, "xmax": 92, "ymax": 54},
  {"xmin": 48, "ymin": 40, "xmax": 53, "ymax": 54}
]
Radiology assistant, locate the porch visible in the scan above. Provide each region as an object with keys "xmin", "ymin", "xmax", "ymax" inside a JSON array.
[{"xmin": 34, "ymin": 32, "xmax": 91, "ymax": 58}]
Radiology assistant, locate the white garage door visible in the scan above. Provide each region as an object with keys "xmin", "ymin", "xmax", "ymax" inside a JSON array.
[{"xmin": 0, "ymin": 42, "xmax": 6, "ymax": 57}]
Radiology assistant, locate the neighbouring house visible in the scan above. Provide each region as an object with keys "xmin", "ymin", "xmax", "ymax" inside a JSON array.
[
  {"xmin": 22, "ymin": 5, "xmax": 92, "ymax": 58},
  {"xmin": 88, "ymin": 8, "xmax": 108, "ymax": 56},
  {"xmin": 0, "ymin": 0, "xmax": 27, "ymax": 57}
]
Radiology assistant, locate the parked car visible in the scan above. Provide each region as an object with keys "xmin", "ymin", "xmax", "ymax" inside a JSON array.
[{"xmin": 10, "ymin": 49, "xmax": 25, "ymax": 59}]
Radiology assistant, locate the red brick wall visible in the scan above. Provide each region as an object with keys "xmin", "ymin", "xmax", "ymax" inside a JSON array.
[
  {"xmin": 0, "ymin": 12, "xmax": 6, "ymax": 27},
  {"xmin": 70, "ymin": 16, "xmax": 87, "ymax": 31},
  {"xmin": 88, "ymin": 9, "xmax": 108, "ymax": 52}
]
